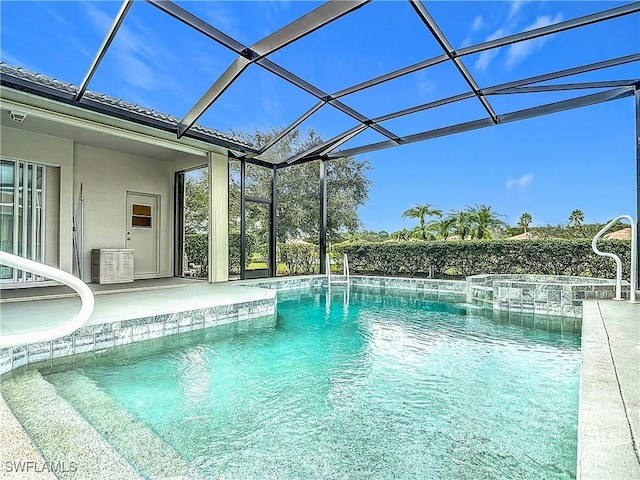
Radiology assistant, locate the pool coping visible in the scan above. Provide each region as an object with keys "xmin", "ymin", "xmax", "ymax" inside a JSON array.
[
  {"xmin": 578, "ymin": 300, "xmax": 640, "ymax": 479},
  {"xmin": 0, "ymin": 284, "xmax": 277, "ymax": 375}
]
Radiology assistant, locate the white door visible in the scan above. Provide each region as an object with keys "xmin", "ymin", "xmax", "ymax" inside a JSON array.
[{"xmin": 125, "ymin": 192, "xmax": 159, "ymax": 277}]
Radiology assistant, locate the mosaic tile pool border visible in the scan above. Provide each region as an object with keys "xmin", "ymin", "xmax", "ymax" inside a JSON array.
[
  {"xmin": 238, "ymin": 274, "xmax": 467, "ymax": 300},
  {"xmin": 239, "ymin": 273, "xmax": 622, "ymax": 318},
  {"xmin": 467, "ymin": 274, "xmax": 629, "ymax": 318},
  {"xmin": 0, "ymin": 297, "xmax": 275, "ymax": 376}
]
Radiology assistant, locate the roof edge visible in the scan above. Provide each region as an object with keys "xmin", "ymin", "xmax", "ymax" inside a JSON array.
[{"xmin": 0, "ymin": 63, "xmax": 258, "ymax": 155}]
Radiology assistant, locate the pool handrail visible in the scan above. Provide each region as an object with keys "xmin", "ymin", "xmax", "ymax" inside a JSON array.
[
  {"xmin": 591, "ymin": 215, "xmax": 637, "ymax": 303},
  {"xmin": 0, "ymin": 250, "xmax": 95, "ymax": 348},
  {"xmin": 343, "ymin": 253, "xmax": 350, "ymax": 282},
  {"xmin": 326, "ymin": 253, "xmax": 350, "ymax": 286}
]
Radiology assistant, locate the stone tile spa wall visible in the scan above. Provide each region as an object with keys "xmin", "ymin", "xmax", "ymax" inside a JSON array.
[{"xmin": 467, "ymin": 274, "xmax": 628, "ymax": 318}]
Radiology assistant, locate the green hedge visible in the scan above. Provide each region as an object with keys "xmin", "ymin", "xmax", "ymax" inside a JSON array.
[
  {"xmin": 185, "ymin": 234, "xmax": 208, "ymax": 276},
  {"xmin": 335, "ymin": 240, "xmax": 633, "ymax": 279},
  {"xmin": 187, "ymin": 233, "xmax": 258, "ymax": 276},
  {"xmin": 229, "ymin": 232, "xmax": 257, "ymax": 275},
  {"xmin": 278, "ymin": 242, "xmax": 318, "ymax": 275}
]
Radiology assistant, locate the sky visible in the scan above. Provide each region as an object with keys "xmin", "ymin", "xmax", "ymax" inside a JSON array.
[{"xmin": 1, "ymin": 0, "xmax": 638, "ymax": 233}]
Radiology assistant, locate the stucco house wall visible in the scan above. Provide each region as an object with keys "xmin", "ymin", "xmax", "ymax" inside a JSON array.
[
  {"xmin": 0, "ymin": 65, "xmax": 245, "ymax": 286},
  {"xmin": 0, "ymin": 125, "xmax": 73, "ymax": 274},
  {"xmin": 73, "ymin": 144, "xmax": 175, "ymax": 281}
]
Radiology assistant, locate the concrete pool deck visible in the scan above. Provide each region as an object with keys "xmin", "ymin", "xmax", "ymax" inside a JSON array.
[
  {"xmin": 0, "ymin": 279, "xmax": 639, "ymax": 479},
  {"xmin": 0, "ymin": 278, "xmax": 275, "ymax": 336},
  {"xmin": 579, "ymin": 299, "xmax": 640, "ymax": 480}
]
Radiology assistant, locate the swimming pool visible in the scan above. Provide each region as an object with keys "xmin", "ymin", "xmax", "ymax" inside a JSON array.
[{"xmin": 3, "ymin": 286, "xmax": 580, "ymax": 479}]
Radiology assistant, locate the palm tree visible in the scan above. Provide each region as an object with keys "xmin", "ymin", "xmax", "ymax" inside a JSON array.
[
  {"xmin": 518, "ymin": 213, "xmax": 533, "ymax": 233},
  {"xmin": 430, "ymin": 217, "xmax": 456, "ymax": 240},
  {"xmin": 447, "ymin": 209, "xmax": 473, "ymax": 240},
  {"xmin": 466, "ymin": 204, "xmax": 509, "ymax": 239},
  {"xmin": 409, "ymin": 226, "xmax": 426, "ymax": 240},
  {"xmin": 401, "ymin": 203, "xmax": 442, "ymax": 240},
  {"xmin": 391, "ymin": 228, "xmax": 411, "ymax": 241},
  {"xmin": 568, "ymin": 209, "xmax": 584, "ymax": 228}
]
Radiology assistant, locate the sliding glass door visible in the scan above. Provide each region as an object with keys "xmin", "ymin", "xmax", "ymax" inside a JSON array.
[{"xmin": 0, "ymin": 158, "xmax": 46, "ymax": 283}]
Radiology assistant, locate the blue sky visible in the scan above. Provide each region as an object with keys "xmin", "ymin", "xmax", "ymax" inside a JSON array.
[{"xmin": 1, "ymin": 1, "xmax": 638, "ymax": 233}]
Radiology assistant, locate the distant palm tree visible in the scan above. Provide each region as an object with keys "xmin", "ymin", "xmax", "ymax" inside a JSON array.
[
  {"xmin": 391, "ymin": 228, "xmax": 411, "ymax": 241},
  {"xmin": 401, "ymin": 203, "xmax": 442, "ymax": 240},
  {"xmin": 518, "ymin": 213, "xmax": 533, "ymax": 233},
  {"xmin": 447, "ymin": 209, "xmax": 473, "ymax": 240},
  {"xmin": 466, "ymin": 204, "xmax": 509, "ymax": 239},
  {"xmin": 430, "ymin": 217, "xmax": 456, "ymax": 240},
  {"xmin": 568, "ymin": 209, "xmax": 584, "ymax": 228}
]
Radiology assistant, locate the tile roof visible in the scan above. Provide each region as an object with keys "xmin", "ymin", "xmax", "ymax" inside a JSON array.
[{"xmin": 0, "ymin": 63, "xmax": 255, "ymax": 151}]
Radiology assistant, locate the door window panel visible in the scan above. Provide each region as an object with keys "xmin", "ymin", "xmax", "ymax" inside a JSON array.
[{"xmin": 0, "ymin": 158, "xmax": 46, "ymax": 282}]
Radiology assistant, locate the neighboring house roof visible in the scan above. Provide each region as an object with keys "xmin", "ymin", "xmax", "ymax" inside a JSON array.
[
  {"xmin": 507, "ymin": 231, "xmax": 536, "ymax": 240},
  {"xmin": 0, "ymin": 63, "xmax": 257, "ymax": 154},
  {"xmin": 603, "ymin": 227, "xmax": 632, "ymax": 240}
]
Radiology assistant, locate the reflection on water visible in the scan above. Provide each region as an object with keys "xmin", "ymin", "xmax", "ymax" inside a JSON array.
[{"xmin": 25, "ymin": 286, "xmax": 579, "ymax": 480}]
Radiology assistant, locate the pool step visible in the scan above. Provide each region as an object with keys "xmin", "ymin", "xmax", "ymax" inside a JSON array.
[
  {"xmin": 0, "ymin": 370, "xmax": 142, "ymax": 480},
  {"xmin": 47, "ymin": 370, "xmax": 204, "ymax": 480},
  {"xmin": 0, "ymin": 397, "xmax": 57, "ymax": 480}
]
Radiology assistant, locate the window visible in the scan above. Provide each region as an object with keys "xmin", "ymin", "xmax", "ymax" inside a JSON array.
[{"xmin": 131, "ymin": 204, "xmax": 152, "ymax": 228}]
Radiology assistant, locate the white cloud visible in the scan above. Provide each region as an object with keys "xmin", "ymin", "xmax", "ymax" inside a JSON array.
[
  {"xmin": 41, "ymin": 3, "xmax": 74, "ymax": 30},
  {"xmin": 506, "ymin": 173, "xmax": 535, "ymax": 191},
  {"xmin": 83, "ymin": 3, "xmax": 112, "ymax": 34},
  {"xmin": 462, "ymin": 15, "xmax": 487, "ymax": 47},
  {"xmin": 474, "ymin": 28, "xmax": 507, "ymax": 72},
  {"xmin": 418, "ymin": 81, "xmax": 436, "ymax": 97},
  {"xmin": 505, "ymin": 13, "xmax": 564, "ymax": 69},
  {"xmin": 201, "ymin": 4, "xmax": 244, "ymax": 42},
  {"xmin": 117, "ymin": 55, "xmax": 157, "ymax": 91},
  {"xmin": 256, "ymin": 1, "xmax": 293, "ymax": 39},
  {"xmin": 82, "ymin": 3, "xmax": 170, "ymax": 93},
  {"xmin": 508, "ymin": 0, "xmax": 530, "ymax": 22},
  {"xmin": 472, "ymin": 15, "xmax": 486, "ymax": 32},
  {"xmin": 415, "ymin": 71, "xmax": 436, "ymax": 98}
]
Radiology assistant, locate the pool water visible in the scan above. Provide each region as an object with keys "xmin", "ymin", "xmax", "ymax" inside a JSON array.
[{"xmin": 41, "ymin": 287, "xmax": 579, "ymax": 479}]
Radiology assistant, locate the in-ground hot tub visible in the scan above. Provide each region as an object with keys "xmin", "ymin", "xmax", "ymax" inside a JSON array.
[{"xmin": 467, "ymin": 274, "xmax": 629, "ymax": 318}]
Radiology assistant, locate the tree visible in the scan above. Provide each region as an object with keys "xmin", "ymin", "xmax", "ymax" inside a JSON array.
[
  {"xmin": 401, "ymin": 203, "xmax": 442, "ymax": 240},
  {"xmin": 229, "ymin": 128, "xmax": 372, "ymax": 244},
  {"xmin": 185, "ymin": 167, "xmax": 208, "ymax": 234},
  {"xmin": 447, "ymin": 209, "xmax": 473, "ymax": 240},
  {"xmin": 518, "ymin": 212, "xmax": 533, "ymax": 233},
  {"xmin": 391, "ymin": 228, "xmax": 412, "ymax": 241},
  {"xmin": 466, "ymin": 204, "xmax": 509, "ymax": 240},
  {"xmin": 430, "ymin": 217, "xmax": 456, "ymax": 241},
  {"xmin": 568, "ymin": 209, "xmax": 584, "ymax": 228}
]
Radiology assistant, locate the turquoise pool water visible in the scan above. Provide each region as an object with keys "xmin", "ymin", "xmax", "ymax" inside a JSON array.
[{"xmin": 42, "ymin": 287, "xmax": 580, "ymax": 479}]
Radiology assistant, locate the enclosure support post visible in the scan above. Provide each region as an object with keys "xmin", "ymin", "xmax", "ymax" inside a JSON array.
[
  {"xmin": 174, "ymin": 171, "xmax": 185, "ymax": 277},
  {"xmin": 240, "ymin": 158, "xmax": 246, "ymax": 280},
  {"xmin": 270, "ymin": 166, "xmax": 278, "ymax": 277},
  {"xmin": 209, "ymin": 152, "xmax": 229, "ymax": 282},
  {"xmin": 319, "ymin": 159, "xmax": 328, "ymax": 274},
  {"xmin": 635, "ymin": 87, "xmax": 639, "ymax": 291}
]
